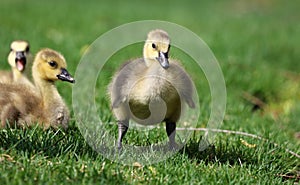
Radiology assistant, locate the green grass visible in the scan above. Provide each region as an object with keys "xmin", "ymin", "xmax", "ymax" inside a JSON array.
[{"xmin": 0, "ymin": 0, "xmax": 299, "ymax": 184}]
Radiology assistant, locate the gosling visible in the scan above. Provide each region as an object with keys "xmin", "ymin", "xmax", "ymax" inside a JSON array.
[
  {"xmin": 108, "ymin": 29, "xmax": 195, "ymax": 149},
  {"xmin": 0, "ymin": 48, "xmax": 75, "ymax": 129},
  {"xmin": 0, "ymin": 40, "xmax": 33, "ymax": 86}
]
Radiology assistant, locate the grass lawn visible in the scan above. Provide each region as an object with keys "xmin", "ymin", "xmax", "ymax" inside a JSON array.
[{"xmin": 0, "ymin": 0, "xmax": 299, "ymax": 184}]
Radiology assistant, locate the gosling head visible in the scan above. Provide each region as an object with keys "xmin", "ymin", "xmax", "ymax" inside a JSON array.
[
  {"xmin": 33, "ymin": 48, "xmax": 75, "ymax": 83},
  {"xmin": 7, "ymin": 40, "xmax": 31, "ymax": 72},
  {"xmin": 143, "ymin": 29, "xmax": 170, "ymax": 69}
]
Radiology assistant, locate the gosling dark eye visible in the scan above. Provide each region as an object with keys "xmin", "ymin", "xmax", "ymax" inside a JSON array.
[
  {"xmin": 25, "ymin": 46, "xmax": 30, "ymax": 53},
  {"xmin": 48, "ymin": 61, "xmax": 57, "ymax": 68},
  {"xmin": 152, "ymin": 43, "xmax": 156, "ymax": 49},
  {"xmin": 10, "ymin": 48, "xmax": 13, "ymax": 52}
]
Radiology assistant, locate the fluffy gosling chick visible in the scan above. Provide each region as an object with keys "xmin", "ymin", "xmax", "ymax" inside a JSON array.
[
  {"xmin": 108, "ymin": 29, "xmax": 195, "ymax": 149},
  {"xmin": 0, "ymin": 48, "xmax": 75, "ymax": 129},
  {"xmin": 0, "ymin": 40, "xmax": 33, "ymax": 86}
]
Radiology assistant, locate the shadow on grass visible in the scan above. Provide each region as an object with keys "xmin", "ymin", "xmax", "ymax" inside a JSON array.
[
  {"xmin": 1, "ymin": 125, "xmax": 298, "ymax": 172},
  {"xmin": 0, "ymin": 124, "xmax": 255, "ymax": 166},
  {"xmin": 0, "ymin": 124, "xmax": 99, "ymax": 160},
  {"xmin": 182, "ymin": 135, "xmax": 263, "ymax": 166},
  {"xmin": 181, "ymin": 134, "xmax": 300, "ymax": 182}
]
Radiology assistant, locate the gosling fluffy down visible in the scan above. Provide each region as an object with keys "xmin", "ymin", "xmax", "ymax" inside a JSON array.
[
  {"xmin": 108, "ymin": 29, "xmax": 195, "ymax": 149},
  {"xmin": 0, "ymin": 48, "xmax": 75, "ymax": 129}
]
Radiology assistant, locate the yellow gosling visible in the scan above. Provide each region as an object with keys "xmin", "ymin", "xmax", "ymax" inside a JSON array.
[
  {"xmin": 0, "ymin": 48, "xmax": 75, "ymax": 129},
  {"xmin": 108, "ymin": 29, "xmax": 195, "ymax": 149}
]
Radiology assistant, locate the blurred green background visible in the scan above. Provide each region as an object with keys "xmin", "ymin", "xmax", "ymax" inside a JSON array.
[{"xmin": 0, "ymin": 0, "xmax": 299, "ymax": 184}]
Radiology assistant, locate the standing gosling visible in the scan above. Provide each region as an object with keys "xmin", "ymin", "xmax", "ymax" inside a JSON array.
[
  {"xmin": 108, "ymin": 29, "xmax": 195, "ymax": 149},
  {"xmin": 0, "ymin": 40, "xmax": 33, "ymax": 86},
  {"xmin": 0, "ymin": 48, "xmax": 75, "ymax": 129}
]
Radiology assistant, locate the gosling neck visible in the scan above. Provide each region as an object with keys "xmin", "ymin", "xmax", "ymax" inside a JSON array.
[
  {"xmin": 143, "ymin": 57, "xmax": 158, "ymax": 68},
  {"xmin": 143, "ymin": 43, "xmax": 155, "ymax": 67},
  {"xmin": 12, "ymin": 67, "xmax": 23, "ymax": 81},
  {"xmin": 12, "ymin": 67, "xmax": 33, "ymax": 88},
  {"xmin": 33, "ymin": 75, "xmax": 62, "ymax": 109}
]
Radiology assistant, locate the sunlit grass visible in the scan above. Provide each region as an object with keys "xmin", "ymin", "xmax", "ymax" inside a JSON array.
[{"xmin": 0, "ymin": 0, "xmax": 299, "ymax": 184}]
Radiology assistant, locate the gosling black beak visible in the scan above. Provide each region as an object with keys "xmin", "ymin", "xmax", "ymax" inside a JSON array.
[
  {"xmin": 156, "ymin": 51, "xmax": 169, "ymax": 69},
  {"xmin": 15, "ymin": 51, "xmax": 27, "ymax": 71},
  {"xmin": 57, "ymin": 68, "xmax": 75, "ymax": 83}
]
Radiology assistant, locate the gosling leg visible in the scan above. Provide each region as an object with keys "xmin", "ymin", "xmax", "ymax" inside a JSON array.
[
  {"xmin": 166, "ymin": 121, "xmax": 177, "ymax": 149},
  {"xmin": 117, "ymin": 120, "xmax": 128, "ymax": 150}
]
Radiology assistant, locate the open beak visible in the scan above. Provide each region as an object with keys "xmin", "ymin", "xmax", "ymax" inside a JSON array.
[
  {"xmin": 15, "ymin": 51, "xmax": 27, "ymax": 72},
  {"xmin": 156, "ymin": 51, "xmax": 169, "ymax": 69},
  {"xmin": 57, "ymin": 68, "xmax": 75, "ymax": 83}
]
